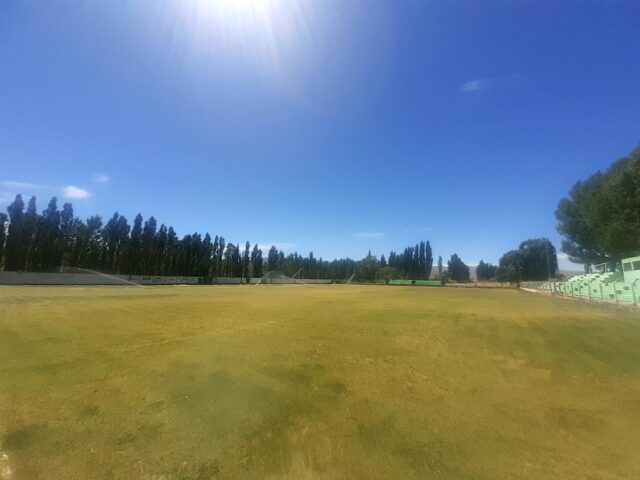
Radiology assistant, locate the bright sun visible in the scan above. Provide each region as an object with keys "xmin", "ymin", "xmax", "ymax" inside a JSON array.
[{"xmin": 169, "ymin": 0, "xmax": 295, "ymax": 71}]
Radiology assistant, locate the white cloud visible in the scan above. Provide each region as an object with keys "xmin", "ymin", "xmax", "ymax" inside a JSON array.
[
  {"xmin": 63, "ymin": 185, "xmax": 91, "ymax": 199},
  {"xmin": 256, "ymin": 242, "xmax": 297, "ymax": 252},
  {"xmin": 92, "ymin": 173, "xmax": 110, "ymax": 184},
  {"xmin": 557, "ymin": 253, "xmax": 569, "ymax": 261},
  {"xmin": 460, "ymin": 79, "xmax": 488, "ymax": 93},
  {"xmin": 353, "ymin": 232, "xmax": 385, "ymax": 238},
  {"xmin": 0, "ymin": 180, "xmax": 92, "ymax": 200}
]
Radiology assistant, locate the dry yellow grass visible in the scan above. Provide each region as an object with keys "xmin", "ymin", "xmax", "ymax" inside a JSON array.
[{"xmin": 1, "ymin": 285, "xmax": 639, "ymax": 479}]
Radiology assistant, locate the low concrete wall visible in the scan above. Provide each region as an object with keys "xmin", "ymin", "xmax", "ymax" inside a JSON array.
[
  {"xmin": 250, "ymin": 277, "xmax": 332, "ymax": 285},
  {"xmin": 215, "ymin": 277, "xmax": 243, "ymax": 285},
  {"xmin": 0, "ymin": 272, "xmax": 334, "ymax": 286},
  {"xmin": 0, "ymin": 272, "xmax": 200, "ymax": 285},
  {"xmin": 0, "ymin": 272, "xmax": 130, "ymax": 285},
  {"xmin": 114, "ymin": 275, "xmax": 199, "ymax": 285}
]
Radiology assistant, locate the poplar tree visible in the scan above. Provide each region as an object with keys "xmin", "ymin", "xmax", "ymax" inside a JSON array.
[
  {"xmin": 242, "ymin": 241, "xmax": 251, "ymax": 280},
  {"xmin": 0, "ymin": 213, "xmax": 8, "ymax": 270},
  {"xmin": 23, "ymin": 196, "xmax": 39, "ymax": 270},
  {"xmin": 5, "ymin": 194, "xmax": 25, "ymax": 271}
]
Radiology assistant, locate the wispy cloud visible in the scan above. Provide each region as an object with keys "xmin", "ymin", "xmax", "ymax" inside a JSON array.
[
  {"xmin": 63, "ymin": 185, "xmax": 91, "ymax": 199},
  {"xmin": 0, "ymin": 180, "xmax": 55, "ymax": 190},
  {"xmin": 92, "ymin": 173, "xmax": 110, "ymax": 184},
  {"xmin": 460, "ymin": 74, "xmax": 524, "ymax": 93},
  {"xmin": 0, "ymin": 180, "xmax": 91, "ymax": 201},
  {"xmin": 460, "ymin": 79, "xmax": 490, "ymax": 93},
  {"xmin": 353, "ymin": 232, "xmax": 385, "ymax": 238}
]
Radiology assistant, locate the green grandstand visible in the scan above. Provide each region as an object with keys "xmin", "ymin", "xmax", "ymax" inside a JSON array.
[{"xmin": 528, "ymin": 255, "xmax": 640, "ymax": 305}]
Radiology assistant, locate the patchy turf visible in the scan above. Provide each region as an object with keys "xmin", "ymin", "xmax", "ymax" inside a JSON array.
[{"xmin": 0, "ymin": 285, "xmax": 639, "ymax": 479}]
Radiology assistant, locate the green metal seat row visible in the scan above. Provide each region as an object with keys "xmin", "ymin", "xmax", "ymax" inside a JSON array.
[{"xmin": 533, "ymin": 268, "xmax": 637, "ymax": 304}]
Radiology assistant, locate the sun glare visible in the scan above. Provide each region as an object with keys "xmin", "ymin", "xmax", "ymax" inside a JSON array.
[
  {"xmin": 172, "ymin": 0, "xmax": 292, "ymax": 66},
  {"xmin": 140, "ymin": 0, "xmax": 377, "ymax": 110}
]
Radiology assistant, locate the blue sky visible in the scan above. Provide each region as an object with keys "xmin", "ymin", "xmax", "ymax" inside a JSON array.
[{"xmin": 1, "ymin": 1, "xmax": 639, "ymax": 269}]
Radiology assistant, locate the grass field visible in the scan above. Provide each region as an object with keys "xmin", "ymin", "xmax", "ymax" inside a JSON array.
[{"xmin": 1, "ymin": 285, "xmax": 639, "ymax": 480}]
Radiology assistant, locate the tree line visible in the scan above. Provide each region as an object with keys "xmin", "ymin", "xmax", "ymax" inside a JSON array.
[
  {"xmin": 0, "ymin": 194, "xmax": 439, "ymax": 281},
  {"xmin": 0, "ymin": 193, "xmax": 569, "ymax": 283}
]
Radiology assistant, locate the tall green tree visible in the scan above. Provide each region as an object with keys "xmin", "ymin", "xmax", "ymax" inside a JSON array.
[
  {"xmin": 81, "ymin": 215, "xmax": 103, "ymax": 270},
  {"xmin": 5, "ymin": 194, "xmax": 26, "ymax": 271},
  {"xmin": 59, "ymin": 202, "xmax": 75, "ymax": 267},
  {"xmin": 23, "ymin": 196, "xmax": 40, "ymax": 270},
  {"xmin": 242, "ymin": 241, "xmax": 251, "ymax": 280},
  {"xmin": 447, "ymin": 254, "xmax": 470, "ymax": 282},
  {"xmin": 217, "ymin": 237, "xmax": 226, "ymax": 276},
  {"xmin": 102, "ymin": 212, "xmax": 130, "ymax": 272},
  {"xmin": 268, "ymin": 245, "xmax": 279, "ymax": 272},
  {"xmin": 556, "ymin": 146, "xmax": 640, "ymax": 264},
  {"xmin": 232, "ymin": 243, "xmax": 242, "ymax": 277},
  {"xmin": 129, "ymin": 214, "xmax": 143, "ymax": 274},
  {"xmin": 166, "ymin": 226, "xmax": 178, "ymax": 275},
  {"xmin": 476, "ymin": 260, "xmax": 498, "ymax": 280},
  {"xmin": 0, "ymin": 213, "xmax": 8, "ymax": 269},
  {"xmin": 36, "ymin": 197, "xmax": 63, "ymax": 271},
  {"xmin": 141, "ymin": 216, "xmax": 157, "ymax": 274},
  {"xmin": 198, "ymin": 233, "xmax": 212, "ymax": 278},
  {"xmin": 499, "ymin": 239, "xmax": 558, "ymax": 281},
  {"xmin": 425, "ymin": 241, "xmax": 433, "ymax": 279},
  {"xmin": 253, "ymin": 245, "xmax": 264, "ymax": 278}
]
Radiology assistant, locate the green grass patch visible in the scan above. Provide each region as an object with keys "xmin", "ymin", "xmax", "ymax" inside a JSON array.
[{"xmin": 1, "ymin": 285, "xmax": 639, "ymax": 479}]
